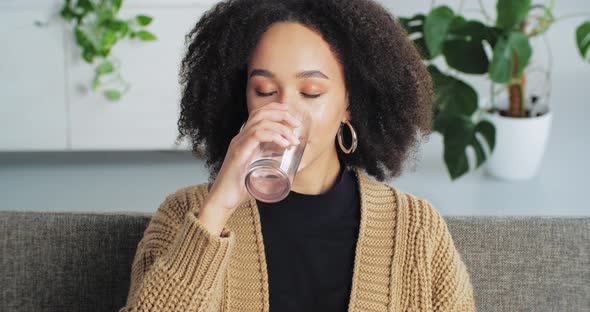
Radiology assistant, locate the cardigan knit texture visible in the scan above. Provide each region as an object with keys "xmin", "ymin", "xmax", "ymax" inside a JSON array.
[{"xmin": 119, "ymin": 167, "xmax": 476, "ymax": 311}]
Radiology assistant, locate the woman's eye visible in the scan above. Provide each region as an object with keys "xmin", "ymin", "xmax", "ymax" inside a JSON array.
[
  {"xmin": 302, "ymin": 93, "xmax": 322, "ymax": 99},
  {"xmin": 255, "ymin": 90, "xmax": 322, "ymax": 99},
  {"xmin": 255, "ymin": 90, "xmax": 275, "ymax": 97}
]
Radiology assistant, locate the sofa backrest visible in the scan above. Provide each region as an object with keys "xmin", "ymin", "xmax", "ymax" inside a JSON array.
[{"xmin": 1, "ymin": 211, "xmax": 588, "ymax": 311}]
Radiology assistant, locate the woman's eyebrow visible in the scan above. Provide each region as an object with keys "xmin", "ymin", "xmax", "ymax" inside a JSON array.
[{"xmin": 249, "ymin": 69, "xmax": 329, "ymax": 80}]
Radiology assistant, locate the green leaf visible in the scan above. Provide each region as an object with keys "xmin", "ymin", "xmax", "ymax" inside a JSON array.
[
  {"xmin": 59, "ymin": 4, "xmax": 78, "ymax": 22},
  {"xmin": 99, "ymin": 29, "xmax": 118, "ymax": 51},
  {"xmin": 448, "ymin": 16, "xmax": 501, "ymax": 45},
  {"xmin": 496, "ymin": 0, "xmax": 531, "ymax": 31},
  {"xmin": 110, "ymin": 20, "xmax": 129, "ymax": 37},
  {"xmin": 134, "ymin": 30, "xmax": 157, "ymax": 41},
  {"xmin": 428, "ymin": 65, "xmax": 479, "ymax": 119},
  {"xmin": 443, "ymin": 40, "xmax": 489, "ymax": 74},
  {"xmin": 442, "ymin": 116, "xmax": 496, "ymax": 180},
  {"xmin": 489, "ymin": 32, "xmax": 532, "ymax": 83},
  {"xmin": 136, "ymin": 15, "xmax": 153, "ymax": 26},
  {"xmin": 74, "ymin": 26, "xmax": 93, "ymax": 50},
  {"xmin": 475, "ymin": 120, "xmax": 496, "ymax": 152},
  {"xmin": 483, "ymin": 26, "xmax": 503, "ymax": 47},
  {"xmin": 110, "ymin": 0, "xmax": 123, "ymax": 12},
  {"xmin": 98, "ymin": 10, "xmax": 115, "ymax": 25},
  {"xmin": 104, "ymin": 89, "xmax": 122, "ymax": 101},
  {"xmin": 430, "ymin": 63, "xmax": 495, "ymax": 178},
  {"xmin": 77, "ymin": 0, "xmax": 94, "ymax": 12},
  {"xmin": 443, "ymin": 115, "xmax": 472, "ymax": 180},
  {"xmin": 576, "ymin": 20, "xmax": 590, "ymax": 61},
  {"xmin": 96, "ymin": 61, "xmax": 114, "ymax": 75},
  {"xmin": 424, "ymin": 6, "xmax": 455, "ymax": 57},
  {"xmin": 443, "ymin": 19, "xmax": 491, "ymax": 74},
  {"xmin": 470, "ymin": 136, "xmax": 486, "ymax": 168},
  {"xmin": 82, "ymin": 49, "xmax": 95, "ymax": 63},
  {"xmin": 74, "ymin": 26, "xmax": 98, "ymax": 63}
]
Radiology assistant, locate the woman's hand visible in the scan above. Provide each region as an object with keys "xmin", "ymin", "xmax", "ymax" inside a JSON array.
[{"xmin": 197, "ymin": 102, "xmax": 302, "ymax": 236}]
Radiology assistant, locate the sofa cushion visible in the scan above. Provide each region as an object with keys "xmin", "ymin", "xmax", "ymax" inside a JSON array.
[
  {"xmin": 447, "ymin": 216, "xmax": 590, "ymax": 311},
  {"xmin": 1, "ymin": 211, "xmax": 588, "ymax": 311},
  {"xmin": 1, "ymin": 211, "xmax": 151, "ymax": 312}
]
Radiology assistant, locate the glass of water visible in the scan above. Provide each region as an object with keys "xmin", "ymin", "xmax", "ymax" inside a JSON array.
[{"xmin": 245, "ymin": 106, "xmax": 312, "ymax": 203}]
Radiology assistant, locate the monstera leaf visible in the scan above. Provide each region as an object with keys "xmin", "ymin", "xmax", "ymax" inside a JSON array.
[
  {"xmin": 424, "ymin": 6, "xmax": 455, "ymax": 58},
  {"xmin": 443, "ymin": 17, "xmax": 493, "ymax": 74},
  {"xmin": 489, "ymin": 32, "xmax": 532, "ymax": 83},
  {"xmin": 442, "ymin": 115, "xmax": 496, "ymax": 180},
  {"xmin": 496, "ymin": 0, "xmax": 531, "ymax": 31},
  {"xmin": 428, "ymin": 65, "xmax": 496, "ymax": 180}
]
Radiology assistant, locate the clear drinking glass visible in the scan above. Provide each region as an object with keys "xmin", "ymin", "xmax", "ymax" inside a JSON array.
[{"xmin": 245, "ymin": 106, "xmax": 312, "ymax": 203}]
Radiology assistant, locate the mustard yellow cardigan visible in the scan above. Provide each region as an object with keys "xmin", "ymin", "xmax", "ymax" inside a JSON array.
[{"xmin": 119, "ymin": 168, "xmax": 476, "ymax": 311}]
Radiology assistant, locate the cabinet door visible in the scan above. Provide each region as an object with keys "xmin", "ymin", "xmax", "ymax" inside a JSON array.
[
  {"xmin": 67, "ymin": 7, "xmax": 204, "ymax": 151},
  {"xmin": 0, "ymin": 8, "xmax": 68, "ymax": 151}
]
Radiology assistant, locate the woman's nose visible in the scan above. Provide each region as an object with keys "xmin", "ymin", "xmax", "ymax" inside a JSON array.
[{"xmin": 277, "ymin": 91, "xmax": 298, "ymax": 107}]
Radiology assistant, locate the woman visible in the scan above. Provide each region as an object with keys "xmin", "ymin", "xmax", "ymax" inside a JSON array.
[{"xmin": 120, "ymin": 0, "xmax": 476, "ymax": 311}]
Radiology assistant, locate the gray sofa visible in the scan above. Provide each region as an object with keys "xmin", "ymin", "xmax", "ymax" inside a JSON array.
[{"xmin": 1, "ymin": 211, "xmax": 588, "ymax": 311}]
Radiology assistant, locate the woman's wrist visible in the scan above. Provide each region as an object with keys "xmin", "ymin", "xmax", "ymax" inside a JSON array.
[{"xmin": 197, "ymin": 197, "xmax": 234, "ymax": 237}]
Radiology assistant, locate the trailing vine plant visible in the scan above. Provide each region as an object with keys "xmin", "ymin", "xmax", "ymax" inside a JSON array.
[{"xmin": 60, "ymin": 0, "xmax": 157, "ymax": 101}]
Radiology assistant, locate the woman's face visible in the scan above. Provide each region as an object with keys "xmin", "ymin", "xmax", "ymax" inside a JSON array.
[{"xmin": 246, "ymin": 22, "xmax": 349, "ymax": 172}]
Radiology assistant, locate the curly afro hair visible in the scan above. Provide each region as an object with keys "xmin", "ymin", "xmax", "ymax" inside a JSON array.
[{"xmin": 177, "ymin": 0, "xmax": 434, "ymax": 183}]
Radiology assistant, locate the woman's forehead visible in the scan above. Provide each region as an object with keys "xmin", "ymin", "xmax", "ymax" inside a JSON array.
[{"xmin": 248, "ymin": 22, "xmax": 343, "ymax": 80}]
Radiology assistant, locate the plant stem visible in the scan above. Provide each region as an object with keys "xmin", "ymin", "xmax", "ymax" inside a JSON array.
[
  {"xmin": 528, "ymin": 10, "xmax": 590, "ymax": 37},
  {"xmin": 508, "ymin": 21, "xmax": 528, "ymax": 117}
]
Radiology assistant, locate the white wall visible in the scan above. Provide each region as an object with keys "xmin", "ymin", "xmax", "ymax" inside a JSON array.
[
  {"xmin": 0, "ymin": 0, "xmax": 216, "ymax": 151},
  {"xmin": 1, "ymin": 0, "xmax": 589, "ymax": 215}
]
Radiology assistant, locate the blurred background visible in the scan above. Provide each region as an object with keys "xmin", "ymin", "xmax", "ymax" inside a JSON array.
[{"xmin": 1, "ymin": 0, "xmax": 588, "ymax": 216}]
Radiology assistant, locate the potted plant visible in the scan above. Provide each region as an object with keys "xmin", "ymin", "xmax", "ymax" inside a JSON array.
[{"xmin": 399, "ymin": 0, "xmax": 589, "ymax": 180}]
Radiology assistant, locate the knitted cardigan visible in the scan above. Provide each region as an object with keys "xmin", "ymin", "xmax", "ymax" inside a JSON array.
[{"xmin": 119, "ymin": 167, "xmax": 476, "ymax": 311}]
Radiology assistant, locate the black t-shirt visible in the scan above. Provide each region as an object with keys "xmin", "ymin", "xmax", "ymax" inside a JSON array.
[{"xmin": 256, "ymin": 164, "xmax": 361, "ymax": 312}]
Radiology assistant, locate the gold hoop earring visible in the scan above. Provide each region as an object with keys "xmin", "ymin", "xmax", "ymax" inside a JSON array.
[{"xmin": 337, "ymin": 120, "xmax": 357, "ymax": 154}]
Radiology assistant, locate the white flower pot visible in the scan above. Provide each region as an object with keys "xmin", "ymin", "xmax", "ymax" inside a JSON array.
[{"xmin": 481, "ymin": 106, "xmax": 553, "ymax": 180}]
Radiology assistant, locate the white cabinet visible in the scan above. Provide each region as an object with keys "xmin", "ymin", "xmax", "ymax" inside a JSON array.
[
  {"xmin": 66, "ymin": 7, "xmax": 203, "ymax": 151},
  {"xmin": 0, "ymin": 7, "xmax": 68, "ymax": 151},
  {"xmin": 0, "ymin": 1, "xmax": 216, "ymax": 152}
]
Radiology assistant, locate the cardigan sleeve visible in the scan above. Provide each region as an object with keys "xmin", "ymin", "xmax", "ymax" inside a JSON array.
[
  {"xmin": 424, "ymin": 200, "xmax": 477, "ymax": 312},
  {"xmin": 119, "ymin": 187, "xmax": 236, "ymax": 312}
]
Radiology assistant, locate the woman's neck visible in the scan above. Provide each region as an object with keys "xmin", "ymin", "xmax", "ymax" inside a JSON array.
[{"xmin": 290, "ymin": 150, "xmax": 342, "ymax": 195}]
